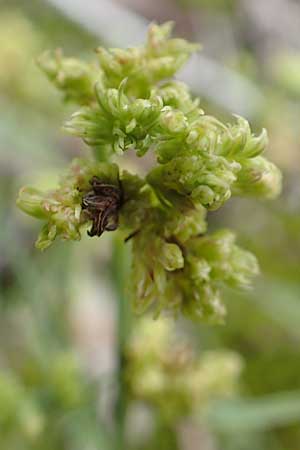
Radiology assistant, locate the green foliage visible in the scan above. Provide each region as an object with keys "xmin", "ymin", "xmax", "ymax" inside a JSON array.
[
  {"xmin": 0, "ymin": 372, "xmax": 43, "ymax": 440},
  {"xmin": 17, "ymin": 22, "xmax": 281, "ymax": 322},
  {"xmin": 126, "ymin": 318, "xmax": 243, "ymax": 422},
  {"xmin": 0, "ymin": 350, "xmax": 99, "ymax": 450}
]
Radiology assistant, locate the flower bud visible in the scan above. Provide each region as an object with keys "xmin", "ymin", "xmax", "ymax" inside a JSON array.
[
  {"xmin": 16, "ymin": 187, "xmax": 49, "ymax": 219},
  {"xmin": 159, "ymin": 241, "xmax": 184, "ymax": 271},
  {"xmin": 38, "ymin": 50, "xmax": 101, "ymax": 104},
  {"xmin": 234, "ymin": 156, "xmax": 282, "ymax": 199}
]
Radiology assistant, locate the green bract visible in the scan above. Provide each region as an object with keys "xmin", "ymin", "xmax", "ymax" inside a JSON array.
[{"xmin": 17, "ymin": 22, "xmax": 282, "ymax": 322}]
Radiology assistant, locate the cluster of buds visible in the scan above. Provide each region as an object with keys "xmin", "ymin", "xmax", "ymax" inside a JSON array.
[
  {"xmin": 17, "ymin": 22, "xmax": 281, "ymax": 322},
  {"xmin": 125, "ymin": 318, "xmax": 243, "ymax": 421}
]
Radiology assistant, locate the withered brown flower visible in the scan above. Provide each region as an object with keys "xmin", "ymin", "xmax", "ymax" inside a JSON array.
[{"xmin": 82, "ymin": 177, "xmax": 122, "ymax": 237}]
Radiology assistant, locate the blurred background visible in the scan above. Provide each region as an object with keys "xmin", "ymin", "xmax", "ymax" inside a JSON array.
[{"xmin": 0, "ymin": 0, "xmax": 300, "ymax": 449}]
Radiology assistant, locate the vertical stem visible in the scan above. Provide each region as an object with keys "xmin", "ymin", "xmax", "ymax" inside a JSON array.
[
  {"xmin": 154, "ymin": 419, "xmax": 180, "ymax": 450},
  {"xmin": 111, "ymin": 235, "xmax": 131, "ymax": 450}
]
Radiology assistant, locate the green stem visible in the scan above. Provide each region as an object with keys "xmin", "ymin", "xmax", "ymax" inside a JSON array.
[
  {"xmin": 155, "ymin": 419, "xmax": 180, "ymax": 450},
  {"xmin": 111, "ymin": 235, "xmax": 131, "ymax": 450}
]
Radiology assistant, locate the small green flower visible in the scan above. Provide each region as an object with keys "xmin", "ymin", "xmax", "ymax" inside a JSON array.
[
  {"xmin": 233, "ymin": 156, "xmax": 282, "ymax": 198},
  {"xmin": 37, "ymin": 49, "xmax": 102, "ymax": 104},
  {"xmin": 65, "ymin": 81, "xmax": 163, "ymax": 158},
  {"xmin": 147, "ymin": 154, "xmax": 240, "ymax": 210},
  {"xmin": 96, "ymin": 22, "xmax": 198, "ymax": 97}
]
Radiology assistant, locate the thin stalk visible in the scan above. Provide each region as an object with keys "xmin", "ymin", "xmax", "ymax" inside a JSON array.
[
  {"xmin": 155, "ymin": 419, "xmax": 180, "ymax": 450},
  {"xmin": 111, "ymin": 235, "xmax": 131, "ymax": 450}
]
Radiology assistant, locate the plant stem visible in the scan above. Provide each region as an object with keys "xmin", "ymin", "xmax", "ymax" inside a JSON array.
[
  {"xmin": 155, "ymin": 419, "xmax": 180, "ymax": 450},
  {"xmin": 111, "ymin": 235, "xmax": 131, "ymax": 450}
]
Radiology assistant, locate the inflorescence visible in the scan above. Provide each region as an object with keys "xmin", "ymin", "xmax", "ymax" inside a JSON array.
[{"xmin": 17, "ymin": 22, "xmax": 282, "ymax": 323}]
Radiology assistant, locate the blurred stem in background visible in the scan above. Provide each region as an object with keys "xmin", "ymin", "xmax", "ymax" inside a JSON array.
[
  {"xmin": 111, "ymin": 236, "xmax": 131, "ymax": 449},
  {"xmin": 156, "ymin": 420, "xmax": 180, "ymax": 450},
  {"xmin": 111, "ymin": 238, "xmax": 181, "ymax": 449}
]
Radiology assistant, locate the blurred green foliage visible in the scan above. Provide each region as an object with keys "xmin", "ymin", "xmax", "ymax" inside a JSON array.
[{"xmin": 1, "ymin": 1, "xmax": 300, "ymax": 450}]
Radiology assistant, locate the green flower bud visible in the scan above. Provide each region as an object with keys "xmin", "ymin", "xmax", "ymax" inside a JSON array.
[
  {"xmin": 148, "ymin": 155, "xmax": 239, "ymax": 210},
  {"xmin": 233, "ymin": 156, "xmax": 282, "ymax": 198},
  {"xmin": 159, "ymin": 108, "xmax": 188, "ymax": 134},
  {"xmin": 38, "ymin": 50, "xmax": 102, "ymax": 104},
  {"xmin": 181, "ymin": 278, "xmax": 226, "ymax": 324},
  {"xmin": 119, "ymin": 171, "xmax": 156, "ymax": 232},
  {"xmin": 16, "ymin": 187, "xmax": 49, "ymax": 219},
  {"xmin": 65, "ymin": 81, "xmax": 163, "ymax": 157},
  {"xmin": 243, "ymin": 128, "xmax": 269, "ymax": 158},
  {"xmin": 218, "ymin": 117, "xmax": 268, "ymax": 160},
  {"xmin": 217, "ymin": 116, "xmax": 251, "ymax": 158},
  {"xmin": 159, "ymin": 241, "xmax": 184, "ymax": 271},
  {"xmin": 186, "ymin": 230, "xmax": 259, "ymax": 290},
  {"xmin": 163, "ymin": 201, "xmax": 207, "ymax": 243},
  {"xmin": 154, "ymin": 81, "xmax": 201, "ymax": 117},
  {"xmin": 129, "ymin": 225, "xmax": 258, "ymax": 322},
  {"xmin": 147, "ymin": 21, "xmax": 199, "ymax": 60},
  {"xmin": 96, "ymin": 22, "xmax": 198, "ymax": 97},
  {"xmin": 188, "ymin": 256, "xmax": 211, "ymax": 281}
]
